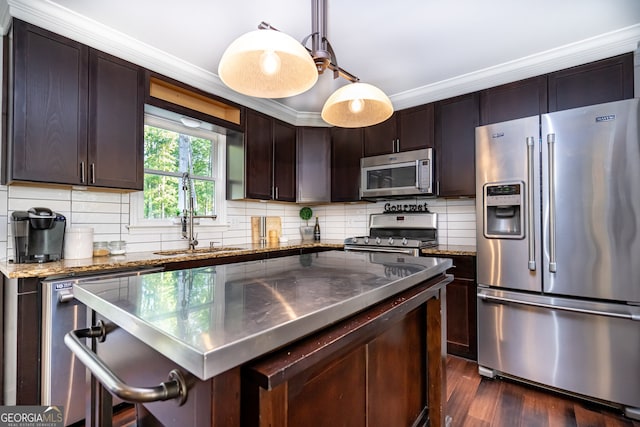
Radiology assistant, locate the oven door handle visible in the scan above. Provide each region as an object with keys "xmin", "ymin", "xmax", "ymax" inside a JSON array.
[
  {"xmin": 64, "ymin": 321, "xmax": 188, "ymax": 405},
  {"xmin": 344, "ymin": 246, "xmax": 418, "ymax": 256}
]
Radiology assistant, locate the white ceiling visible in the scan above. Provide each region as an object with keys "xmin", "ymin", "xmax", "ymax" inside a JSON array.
[{"xmin": 3, "ymin": 0, "xmax": 640, "ymax": 126}]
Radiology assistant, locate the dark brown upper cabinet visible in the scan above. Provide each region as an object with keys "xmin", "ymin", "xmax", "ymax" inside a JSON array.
[
  {"xmin": 331, "ymin": 127, "xmax": 363, "ymax": 202},
  {"xmin": 5, "ymin": 19, "xmax": 144, "ymax": 190},
  {"xmin": 273, "ymin": 120, "xmax": 297, "ymax": 202},
  {"xmin": 363, "ymin": 104, "xmax": 434, "ymax": 157},
  {"xmin": 88, "ymin": 50, "xmax": 144, "ymax": 189},
  {"xmin": 479, "ymin": 76, "xmax": 548, "ymax": 125},
  {"xmin": 435, "ymin": 93, "xmax": 479, "ymax": 198},
  {"xmin": 242, "ymin": 110, "xmax": 297, "ymax": 201},
  {"xmin": 244, "ymin": 110, "xmax": 275, "ymax": 200},
  {"xmin": 548, "ymin": 53, "xmax": 633, "ymax": 112}
]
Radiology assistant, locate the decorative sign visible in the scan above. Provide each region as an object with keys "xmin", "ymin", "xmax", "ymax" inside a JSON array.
[{"xmin": 383, "ymin": 202, "xmax": 430, "ymax": 213}]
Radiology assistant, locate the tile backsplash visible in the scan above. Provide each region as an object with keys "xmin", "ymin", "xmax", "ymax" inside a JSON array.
[{"xmin": 0, "ymin": 184, "xmax": 476, "ymax": 261}]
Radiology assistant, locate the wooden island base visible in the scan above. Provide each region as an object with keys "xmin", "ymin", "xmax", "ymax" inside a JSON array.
[{"xmin": 134, "ymin": 273, "xmax": 450, "ymax": 427}]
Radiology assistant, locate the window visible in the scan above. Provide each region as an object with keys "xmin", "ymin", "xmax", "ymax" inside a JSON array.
[{"xmin": 131, "ymin": 106, "xmax": 227, "ymax": 227}]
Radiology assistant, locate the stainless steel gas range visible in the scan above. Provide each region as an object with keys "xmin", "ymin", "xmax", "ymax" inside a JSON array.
[{"xmin": 344, "ymin": 212, "xmax": 438, "ymax": 256}]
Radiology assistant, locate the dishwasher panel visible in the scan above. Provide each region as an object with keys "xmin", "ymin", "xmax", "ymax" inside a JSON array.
[
  {"xmin": 42, "ymin": 280, "xmax": 90, "ymax": 426},
  {"xmin": 41, "ymin": 268, "xmax": 162, "ymax": 426}
]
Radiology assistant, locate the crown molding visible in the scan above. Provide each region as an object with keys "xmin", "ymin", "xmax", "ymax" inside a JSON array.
[
  {"xmin": 391, "ymin": 24, "xmax": 640, "ymax": 110},
  {"xmin": 0, "ymin": 0, "xmax": 10, "ymax": 34},
  {"xmin": 6, "ymin": 0, "xmax": 640, "ymax": 125},
  {"xmin": 6, "ymin": 0, "xmax": 310, "ymax": 124}
]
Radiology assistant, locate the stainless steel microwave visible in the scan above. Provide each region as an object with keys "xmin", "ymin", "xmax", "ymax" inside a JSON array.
[{"xmin": 360, "ymin": 148, "xmax": 433, "ymax": 198}]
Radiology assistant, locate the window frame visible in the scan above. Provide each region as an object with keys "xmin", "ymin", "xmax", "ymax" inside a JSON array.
[{"xmin": 129, "ymin": 110, "xmax": 228, "ymax": 230}]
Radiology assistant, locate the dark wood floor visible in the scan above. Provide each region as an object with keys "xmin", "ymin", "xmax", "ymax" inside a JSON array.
[
  {"xmin": 447, "ymin": 355, "xmax": 640, "ymax": 427},
  {"xmin": 112, "ymin": 405, "xmax": 136, "ymax": 427}
]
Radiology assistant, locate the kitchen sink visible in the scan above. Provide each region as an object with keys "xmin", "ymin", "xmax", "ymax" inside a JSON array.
[{"xmin": 153, "ymin": 247, "xmax": 245, "ymax": 256}]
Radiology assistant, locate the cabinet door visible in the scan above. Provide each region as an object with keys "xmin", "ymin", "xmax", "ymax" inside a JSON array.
[
  {"xmin": 446, "ymin": 278, "xmax": 477, "ymax": 360},
  {"xmin": 88, "ymin": 50, "xmax": 144, "ymax": 190},
  {"xmin": 273, "ymin": 120, "xmax": 296, "ymax": 202},
  {"xmin": 297, "ymin": 127, "xmax": 331, "ymax": 203},
  {"xmin": 435, "ymin": 93, "xmax": 479, "ymax": 197},
  {"xmin": 13, "ymin": 278, "xmax": 40, "ymax": 405},
  {"xmin": 445, "ymin": 255, "xmax": 477, "ymax": 360},
  {"xmin": 548, "ymin": 53, "xmax": 633, "ymax": 112},
  {"xmin": 10, "ymin": 19, "xmax": 88, "ymax": 185},
  {"xmin": 331, "ymin": 127, "xmax": 363, "ymax": 202},
  {"xmin": 245, "ymin": 110, "xmax": 273, "ymax": 200},
  {"xmin": 480, "ymin": 76, "xmax": 548, "ymax": 125},
  {"xmin": 363, "ymin": 115, "xmax": 396, "ymax": 156},
  {"xmin": 398, "ymin": 103, "xmax": 434, "ymax": 151}
]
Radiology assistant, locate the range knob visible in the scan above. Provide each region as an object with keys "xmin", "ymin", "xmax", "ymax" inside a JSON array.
[
  {"xmin": 375, "ymin": 237, "xmax": 381, "ymax": 245},
  {"xmin": 388, "ymin": 237, "xmax": 394, "ymax": 245},
  {"xmin": 402, "ymin": 238, "xmax": 408, "ymax": 246},
  {"xmin": 349, "ymin": 237, "xmax": 358, "ymax": 244},
  {"xmin": 364, "ymin": 236, "xmax": 369, "ymax": 244}
]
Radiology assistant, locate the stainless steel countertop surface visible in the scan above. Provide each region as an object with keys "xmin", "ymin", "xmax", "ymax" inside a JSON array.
[{"xmin": 72, "ymin": 250, "xmax": 452, "ymax": 380}]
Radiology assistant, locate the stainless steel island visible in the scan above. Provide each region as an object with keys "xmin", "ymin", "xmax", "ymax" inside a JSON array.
[{"xmin": 67, "ymin": 250, "xmax": 452, "ymax": 427}]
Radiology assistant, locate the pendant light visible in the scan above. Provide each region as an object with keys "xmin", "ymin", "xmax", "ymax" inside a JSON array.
[
  {"xmin": 218, "ymin": 24, "xmax": 318, "ymax": 98},
  {"xmin": 218, "ymin": 0, "xmax": 393, "ymax": 128},
  {"xmin": 321, "ymin": 82, "xmax": 393, "ymax": 128}
]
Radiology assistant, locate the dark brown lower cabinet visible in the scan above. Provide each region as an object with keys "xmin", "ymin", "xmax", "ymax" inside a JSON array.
[
  {"xmin": 445, "ymin": 255, "xmax": 477, "ymax": 360},
  {"xmin": 242, "ymin": 276, "xmax": 448, "ymax": 427},
  {"xmin": 2, "ymin": 278, "xmax": 41, "ymax": 405}
]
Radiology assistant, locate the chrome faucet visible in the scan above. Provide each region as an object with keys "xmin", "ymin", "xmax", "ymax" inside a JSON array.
[
  {"xmin": 180, "ymin": 172, "xmax": 218, "ymax": 250},
  {"xmin": 181, "ymin": 172, "xmax": 198, "ymax": 250}
]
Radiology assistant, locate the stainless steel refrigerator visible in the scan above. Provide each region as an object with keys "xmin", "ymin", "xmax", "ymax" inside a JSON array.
[{"xmin": 475, "ymin": 98, "xmax": 640, "ymax": 419}]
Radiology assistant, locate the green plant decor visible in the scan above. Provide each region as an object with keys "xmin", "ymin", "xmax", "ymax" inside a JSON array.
[{"xmin": 299, "ymin": 207, "xmax": 313, "ymax": 225}]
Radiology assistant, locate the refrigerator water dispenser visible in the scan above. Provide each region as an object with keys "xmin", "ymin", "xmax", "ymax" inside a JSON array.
[{"xmin": 483, "ymin": 182, "xmax": 524, "ymax": 239}]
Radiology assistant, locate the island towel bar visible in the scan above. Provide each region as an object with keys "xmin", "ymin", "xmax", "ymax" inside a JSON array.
[{"xmin": 64, "ymin": 321, "xmax": 188, "ymax": 405}]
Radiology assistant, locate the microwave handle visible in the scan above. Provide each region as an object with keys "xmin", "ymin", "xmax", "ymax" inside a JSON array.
[{"xmin": 416, "ymin": 159, "xmax": 431, "ymax": 192}]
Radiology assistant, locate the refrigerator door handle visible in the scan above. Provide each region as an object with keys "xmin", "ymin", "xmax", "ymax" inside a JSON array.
[
  {"xmin": 526, "ymin": 136, "xmax": 536, "ymax": 271},
  {"xmin": 547, "ymin": 133, "xmax": 557, "ymax": 273},
  {"xmin": 478, "ymin": 292, "xmax": 638, "ymax": 321}
]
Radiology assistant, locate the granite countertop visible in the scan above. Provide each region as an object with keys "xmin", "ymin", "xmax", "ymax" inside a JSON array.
[
  {"xmin": 0, "ymin": 240, "xmax": 345, "ymax": 279},
  {"xmin": 422, "ymin": 244, "xmax": 476, "ymax": 256},
  {"xmin": 71, "ymin": 251, "xmax": 453, "ymax": 380},
  {"xmin": 0, "ymin": 240, "xmax": 475, "ymax": 279}
]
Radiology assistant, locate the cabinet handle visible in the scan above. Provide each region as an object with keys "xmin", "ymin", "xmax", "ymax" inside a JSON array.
[
  {"xmin": 396, "ymin": 139, "xmax": 400, "ymax": 152},
  {"xmin": 274, "ymin": 186, "xmax": 279, "ymax": 200},
  {"xmin": 80, "ymin": 162, "xmax": 86, "ymax": 183},
  {"xmin": 90, "ymin": 163, "xmax": 96, "ymax": 184}
]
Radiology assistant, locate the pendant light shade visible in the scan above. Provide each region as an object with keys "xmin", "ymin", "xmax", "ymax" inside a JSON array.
[
  {"xmin": 321, "ymin": 82, "xmax": 394, "ymax": 128},
  {"xmin": 218, "ymin": 1, "xmax": 393, "ymax": 127},
  {"xmin": 218, "ymin": 29, "xmax": 318, "ymax": 98}
]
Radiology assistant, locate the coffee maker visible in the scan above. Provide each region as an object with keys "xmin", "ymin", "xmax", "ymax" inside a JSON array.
[{"xmin": 11, "ymin": 207, "xmax": 66, "ymax": 263}]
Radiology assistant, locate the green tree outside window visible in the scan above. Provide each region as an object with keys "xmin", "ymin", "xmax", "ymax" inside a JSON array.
[{"xmin": 144, "ymin": 124, "xmax": 217, "ymax": 219}]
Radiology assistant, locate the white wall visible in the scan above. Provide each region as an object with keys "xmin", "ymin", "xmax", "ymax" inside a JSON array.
[{"xmin": 0, "ymin": 184, "xmax": 476, "ymax": 261}]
